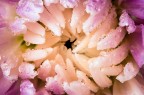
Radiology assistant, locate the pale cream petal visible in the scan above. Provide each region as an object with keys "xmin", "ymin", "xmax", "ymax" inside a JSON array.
[
  {"xmin": 70, "ymin": 0, "xmax": 85, "ymax": 33},
  {"xmin": 73, "ymin": 35, "xmax": 90, "ymax": 53},
  {"xmin": 88, "ymin": 40, "xmax": 129, "ymax": 68},
  {"xmin": 22, "ymin": 48, "xmax": 53, "ymax": 61},
  {"xmin": 76, "ymin": 70, "xmax": 99, "ymax": 93},
  {"xmin": 25, "ymin": 22, "xmax": 45, "ymax": 36},
  {"xmin": 40, "ymin": 8, "xmax": 62, "ymax": 36},
  {"xmin": 66, "ymin": 58, "xmax": 77, "ymax": 81},
  {"xmin": 67, "ymin": 50, "xmax": 90, "ymax": 76},
  {"xmin": 88, "ymin": 8, "xmax": 117, "ymax": 48},
  {"xmin": 24, "ymin": 31, "xmax": 45, "ymax": 44},
  {"xmin": 97, "ymin": 27, "xmax": 126, "ymax": 50},
  {"xmin": 101, "ymin": 65, "xmax": 123, "ymax": 76},
  {"xmin": 36, "ymin": 32, "xmax": 61, "ymax": 49},
  {"xmin": 54, "ymin": 54, "xmax": 65, "ymax": 66},
  {"xmin": 37, "ymin": 60, "xmax": 51, "ymax": 80},
  {"xmin": 89, "ymin": 65, "xmax": 112, "ymax": 88},
  {"xmin": 79, "ymin": 47, "xmax": 100, "ymax": 57},
  {"xmin": 55, "ymin": 64, "xmax": 71, "ymax": 82},
  {"xmin": 46, "ymin": 4, "xmax": 65, "ymax": 28}
]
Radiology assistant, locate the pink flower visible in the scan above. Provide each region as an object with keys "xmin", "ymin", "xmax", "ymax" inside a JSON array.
[{"xmin": 1, "ymin": 0, "xmax": 144, "ymax": 95}]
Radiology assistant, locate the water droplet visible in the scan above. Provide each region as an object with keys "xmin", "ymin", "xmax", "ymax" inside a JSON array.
[{"xmin": 26, "ymin": 42, "xmax": 31, "ymax": 46}]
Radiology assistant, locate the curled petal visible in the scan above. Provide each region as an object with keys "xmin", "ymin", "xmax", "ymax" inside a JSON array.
[
  {"xmin": 116, "ymin": 60, "xmax": 139, "ymax": 83},
  {"xmin": 119, "ymin": 10, "xmax": 136, "ymax": 34}
]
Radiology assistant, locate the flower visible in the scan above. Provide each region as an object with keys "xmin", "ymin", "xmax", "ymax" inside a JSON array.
[{"xmin": 1, "ymin": 0, "xmax": 144, "ymax": 95}]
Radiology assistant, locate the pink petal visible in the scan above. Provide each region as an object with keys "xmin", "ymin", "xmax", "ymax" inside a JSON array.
[
  {"xmin": 129, "ymin": 26, "xmax": 144, "ymax": 67},
  {"xmin": 121, "ymin": 0, "xmax": 144, "ymax": 19},
  {"xmin": 10, "ymin": 18, "xmax": 27, "ymax": 35},
  {"xmin": 18, "ymin": 62, "xmax": 37, "ymax": 79},
  {"xmin": 60, "ymin": 0, "xmax": 79, "ymax": 8},
  {"xmin": 16, "ymin": 0, "xmax": 44, "ymax": 21},
  {"xmin": 119, "ymin": 10, "xmax": 136, "ymax": 34},
  {"xmin": 45, "ymin": 77, "xmax": 64, "ymax": 95},
  {"xmin": 20, "ymin": 80, "xmax": 36, "ymax": 95}
]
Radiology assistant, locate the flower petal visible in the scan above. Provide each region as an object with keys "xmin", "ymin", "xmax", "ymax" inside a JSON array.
[
  {"xmin": 16, "ymin": 0, "xmax": 44, "ymax": 21},
  {"xmin": 20, "ymin": 80, "xmax": 36, "ymax": 95},
  {"xmin": 119, "ymin": 10, "xmax": 136, "ymax": 34}
]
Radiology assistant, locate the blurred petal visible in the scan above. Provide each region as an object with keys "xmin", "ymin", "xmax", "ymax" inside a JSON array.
[
  {"xmin": 129, "ymin": 25, "xmax": 144, "ymax": 67},
  {"xmin": 36, "ymin": 88, "xmax": 51, "ymax": 95},
  {"xmin": 0, "ymin": 1, "xmax": 16, "ymax": 28},
  {"xmin": 121, "ymin": 0, "xmax": 144, "ymax": 19},
  {"xmin": 113, "ymin": 75, "xmax": 144, "ymax": 95},
  {"xmin": 6, "ymin": 79, "xmax": 21, "ymax": 95}
]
